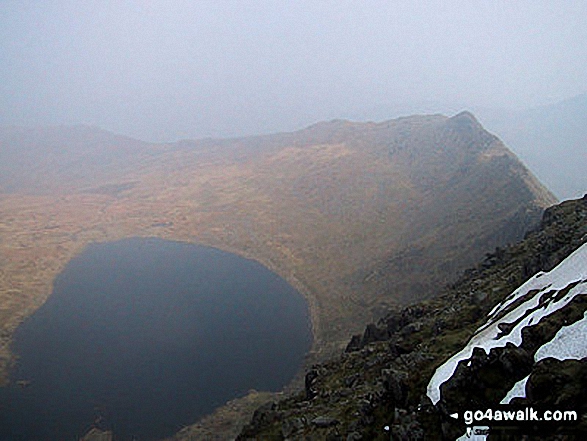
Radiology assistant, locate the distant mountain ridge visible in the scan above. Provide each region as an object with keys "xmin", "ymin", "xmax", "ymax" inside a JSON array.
[
  {"xmin": 0, "ymin": 124, "xmax": 159, "ymax": 193},
  {"xmin": 0, "ymin": 112, "xmax": 561, "ymax": 438},
  {"xmin": 0, "ymin": 113, "xmax": 556, "ymax": 362},
  {"xmin": 478, "ymin": 93, "xmax": 587, "ymax": 200}
]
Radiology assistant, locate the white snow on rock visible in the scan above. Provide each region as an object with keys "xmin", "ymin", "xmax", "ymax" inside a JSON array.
[
  {"xmin": 500, "ymin": 375, "xmax": 529, "ymax": 404},
  {"xmin": 535, "ymin": 310, "xmax": 587, "ymax": 362},
  {"xmin": 427, "ymin": 243, "xmax": 587, "ymax": 406},
  {"xmin": 501, "ymin": 310, "xmax": 587, "ymax": 403}
]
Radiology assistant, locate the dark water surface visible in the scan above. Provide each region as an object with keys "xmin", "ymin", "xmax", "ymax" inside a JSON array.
[{"xmin": 0, "ymin": 238, "xmax": 312, "ymax": 440}]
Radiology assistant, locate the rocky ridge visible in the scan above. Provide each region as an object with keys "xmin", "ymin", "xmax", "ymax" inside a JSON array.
[{"xmin": 237, "ymin": 195, "xmax": 587, "ymax": 440}]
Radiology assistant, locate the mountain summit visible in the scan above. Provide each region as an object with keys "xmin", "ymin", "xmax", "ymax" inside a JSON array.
[
  {"xmin": 0, "ymin": 112, "xmax": 561, "ymax": 439},
  {"xmin": 0, "ymin": 113, "xmax": 556, "ymax": 379}
]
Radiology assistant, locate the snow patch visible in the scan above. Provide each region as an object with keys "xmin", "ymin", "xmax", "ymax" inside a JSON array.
[
  {"xmin": 535, "ymin": 310, "xmax": 587, "ymax": 362},
  {"xmin": 500, "ymin": 310, "xmax": 587, "ymax": 403},
  {"xmin": 500, "ymin": 376, "xmax": 529, "ymax": 404},
  {"xmin": 427, "ymin": 243, "xmax": 587, "ymax": 406}
]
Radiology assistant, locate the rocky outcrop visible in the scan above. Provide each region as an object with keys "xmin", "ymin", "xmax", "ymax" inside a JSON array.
[{"xmin": 237, "ymin": 195, "xmax": 587, "ymax": 440}]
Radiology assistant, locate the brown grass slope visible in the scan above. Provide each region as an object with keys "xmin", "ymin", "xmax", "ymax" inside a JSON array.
[
  {"xmin": 0, "ymin": 113, "xmax": 555, "ymax": 389},
  {"xmin": 236, "ymin": 195, "xmax": 587, "ymax": 441}
]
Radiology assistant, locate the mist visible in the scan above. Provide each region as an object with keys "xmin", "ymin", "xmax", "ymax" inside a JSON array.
[{"xmin": 1, "ymin": 0, "xmax": 586, "ymax": 142}]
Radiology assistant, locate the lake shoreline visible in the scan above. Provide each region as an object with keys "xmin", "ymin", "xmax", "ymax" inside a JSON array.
[{"xmin": 1, "ymin": 237, "xmax": 312, "ymax": 441}]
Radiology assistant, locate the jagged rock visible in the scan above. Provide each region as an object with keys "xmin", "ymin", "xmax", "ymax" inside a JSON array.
[
  {"xmin": 362, "ymin": 323, "xmax": 389, "ymax": 345},
  {"xmin": 237, "ymin": 196, "xmax": 587, "ymax": 440},
  {"xmin": 250, "ymin": 401, "xmax": 280, "ymax": 427},
  {"xmin": 311, "ymin": 416, "xmax": 339, "ymax": 427},
  {"xmin": 497, "ymin": 321, "xmax": 515, "ymax": 336},
  {"xmin": 305, "ymin": 369, "xmax": 319, "ymax": 400},
  {"xmin": 382, "ymin": 369, "xmax": 408, "ymax": 407},
  {"xmin": 281, "ymin": 417, "xmax": 307, "ymax": 438},
  {"xmin": 344, "ymin": 373, "xmax": 361, "ymax": 388},
  {"xmin": 345, "ymin": 334, "xmax": 363, "ymax": 352},
  {"xmin": 441, "ymin": 343, "xmax": 535, "ymax": 410},
  {"xmin": 399, "ymin": 321, "xmax": 422, "ymax": 336},
  {"xmin": 387, "ymin": 341, "xmax": 402, "ymax": 357},
  {"xmin": 497, "ymin": 344, "xmax": 533, "ymax": 376},
  {"xmin": 472, "ymin": 290, "xmax": 488, "ymax": 304},
  {"xmin": 527, "ymin": 358, "xmax": 587, "ymax": 408},
  {"xmin": 331, "ymin": 388, "xmax": 353, "ymax": 401},
  {"xmin": 383, "ymin": 310, "xmax": 405, "ymax": 334}
]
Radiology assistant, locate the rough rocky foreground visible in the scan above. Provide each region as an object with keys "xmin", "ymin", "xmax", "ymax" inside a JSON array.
[{"xmin": 236, "ymin": 195, "xmax": 587, "ymax": 440}]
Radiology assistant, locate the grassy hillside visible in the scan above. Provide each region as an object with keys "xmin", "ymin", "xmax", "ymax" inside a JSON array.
[{"xmin": 0, "ymin": 113, "xmax": 555, "ymax": 390}]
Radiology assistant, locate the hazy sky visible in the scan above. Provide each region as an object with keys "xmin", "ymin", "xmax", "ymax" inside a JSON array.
[{"xmin": 1, "ymin": 1, "xmax": 586, "ymax": 142}]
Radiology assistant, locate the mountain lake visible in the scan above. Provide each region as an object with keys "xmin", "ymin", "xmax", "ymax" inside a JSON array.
[{"xmin": 0, "ymin": 237, "xmax": 312, "ymax": 440}]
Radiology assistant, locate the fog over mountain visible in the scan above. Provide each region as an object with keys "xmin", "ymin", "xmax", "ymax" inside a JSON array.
[
  {"xmin": 476, "ymin": 94, "xmax": 587, "ymax": 201},
  {"xmin": 1, "ymin": 3, "xmax": 586, "ymax": 438},
  {"xmin": 0, "ymin": 111, "xmax": 558, "ymax": 439},
  {"xmin": 1, "ymin": 1, "xmax": 586, "ymax": 143}
]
